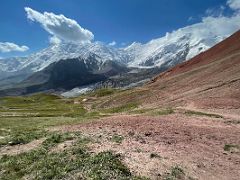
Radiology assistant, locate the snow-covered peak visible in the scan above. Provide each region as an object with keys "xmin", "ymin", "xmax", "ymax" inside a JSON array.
[
  {"xmin": 123, "ymin": 24, "xmax": 229, "ymax": 67},
  {"xmin": 124, "ymin": 42, "xmax": 142, "ymax": 51},
  {"xmin": 0, "ymin": 42, "xmax": 130, "ymax": 73}
]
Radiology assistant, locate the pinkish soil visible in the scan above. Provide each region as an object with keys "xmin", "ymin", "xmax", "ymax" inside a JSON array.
[{"xmin": 53, "ymin": 113, "xmax": 240, "ymax": 180}]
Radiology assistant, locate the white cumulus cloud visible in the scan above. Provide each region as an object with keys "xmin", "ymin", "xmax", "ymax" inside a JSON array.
[
  {"xmin": 227, "ymin": 0, "xmax": 240, "ymax": 11},
  {"xmin": 182, "ymin": 0, "xmax": 240, "ymax": 42},
  {"xmin": 24, "ymin": 7, "xmax": 94, "ymax": 44},
  {"xmin": 108, "ymin": 41, "xmax": 116, "ymax": 46},
  {"xmin": 0, "ymin": 42, "xmax": 29, "ymax": 53}
]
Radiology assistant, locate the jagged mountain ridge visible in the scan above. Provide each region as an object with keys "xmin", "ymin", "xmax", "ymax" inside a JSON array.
[
  {"xmin": 0, "ymin": 42, "xmax": 129, "ymax": 74},
  {"xmin": 124, "ymin": 29, "xmax": 226, "ymax": 67},
  {"xmin": 0, "ymin": 28, "xmax": 232, "ymax": 77},
  {"xmin": 23, "ymin": 54, "xmax": 129, "ymax": 89},
  {"xmin": 0, "ymin": 55, "xmax": 130, "ymax": 96}
]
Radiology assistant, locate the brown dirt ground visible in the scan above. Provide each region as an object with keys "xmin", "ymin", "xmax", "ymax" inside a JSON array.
[
  {"xmin": 53, "ymin": 113, "xmax": 240, "ymax": 180},
  {"xmin": 0, "ymin": 138, "xmax": 45, "ymax": 156}
]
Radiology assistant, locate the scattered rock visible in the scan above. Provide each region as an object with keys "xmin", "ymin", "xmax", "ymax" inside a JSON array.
[
  {"xmin": 74, "ymin": 100, "xmax": 80, "ymax": 104},
  {"xmin": 144, "ymin": 132, "xmax": 152, "ymax": 137},
  {"xmin": 82, "ymin": 99, "xmax": 88, "ymax": 102},
  {"xmin": 128, "ymin": 131, "xmax": 135, "ymax": 136}
]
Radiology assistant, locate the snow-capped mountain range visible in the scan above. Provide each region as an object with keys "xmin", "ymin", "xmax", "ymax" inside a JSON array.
[
  {"xmin": 0, "ymin": 42, "xmax": 129, "ymax": 73},
  {"xmin": 0, "ymin": 26, "xmax": 234, "ymax": 78},
  {"xmin": 125, "ymin": 32, "xmax": 225, "ymax": 68}
]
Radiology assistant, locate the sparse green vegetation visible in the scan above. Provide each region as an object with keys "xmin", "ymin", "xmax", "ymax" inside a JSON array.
[
  {"xmin": 0, "ymin": 116, "xmax": 98, "ymax": 147},
  {"xmin": 184, "ymin": 110, "xmax": 223, "ymax": 118},
  {"xmin": 224, "ymin": 144, "xmax": 239, "ymax": 152},
  {"xmin": 164, "ymin": 166, "xmax": 185, "ymax": 180},
  {"xmin": 42, "ymin": 132, "xmax": 80, "ymax": 149},
  {"xmin": 129, "ymin": 108, "xmax": 154, "ymax": 114},
  {"xmin": 129, "ymin": 107, "xmax": 175, "ymax": 116},
  {"xmin": 148, "ymin": 108, "xmax": 174, "ymax": 116},
  {"xmin": 88, "ymin": 88, "xmax": 118, "ymax": 97},
  {"xmin": 0, "ymin": 93, "xmax": 87, "ymax": 118},
  {"xmin": 2, "ymin": 130, "xmax": 46, "ymax": 146},
  {"xmin": 103, "ymin": 102, "xmax": 139, "ymax": 113},
  {"xmin": 111, "ymin": 134, "xmax": 124, "ymax": 144},
  {"xmin": 0, "ymin": 132, "xmax": 145, "ymax": 179}
]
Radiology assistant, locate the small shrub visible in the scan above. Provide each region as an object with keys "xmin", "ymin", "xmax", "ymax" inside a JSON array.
[
  {"xmin": 87, "ymin": 151, "xmax": 131, "ymax": 179},
  {"xmin": 164, "ymin": 166, "xmax": 185, "ymax": 180},
  {"xmin": 150, "ymin": 153, "xmax": 161, "ymax": 159},
  {"xmin": 135, "ymin": 148, "xmax": 143, "ymax": 153},
  {"xmin": 224, "ymin": 144, "xmax": 239, "ymax": 151},
  {"xmin": 171, "ymin": 166, "xmax": 185, "ymax": 178},
  {"xmin": 111, "ymin": 134, "xmax": 124, "ymax": 144}
]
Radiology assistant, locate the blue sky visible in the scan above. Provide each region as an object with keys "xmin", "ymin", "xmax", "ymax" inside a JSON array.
[{"xmin": 0, "ymin": 0, "xmax": 238, "ymax": 58}]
